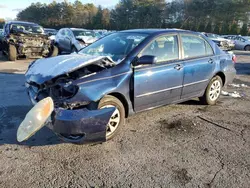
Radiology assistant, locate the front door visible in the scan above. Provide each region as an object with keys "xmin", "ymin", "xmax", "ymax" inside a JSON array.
[
  {"xmin": 180, "ymin": 34, "xmax": 216, "ymax": 99},
  {"xmin": 134, "ymin": 34, "xmax": 184, "ymax": 112},
  {"xmin": 235, "ymin": 36, "xmax": 246, "ymax": 50}
]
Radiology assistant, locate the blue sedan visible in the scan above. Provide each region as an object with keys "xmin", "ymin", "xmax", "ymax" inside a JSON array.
[{"xmin": 20, "ymin": 29, "xmax": 236, "ymax": 144}]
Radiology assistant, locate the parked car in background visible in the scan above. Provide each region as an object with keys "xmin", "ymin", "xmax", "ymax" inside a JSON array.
[
  {"xmin": 202, "ymin": 33, "xmax": 235, "ymax": 51},
  {"xmin": 20, "ymin": 29, "xmax": 236, "ymax": 144},
  {"xmin": 55, "ymin": 28, "xmax": 98, "ymax": 53},
  {"xmin": 44, "ymin": 28, "xmax": 58, "ymax": 36},
  {"xmin": 223, "ymin": 35, "xmax": 250, "ymax": 51},
  {"xmin": 44, "ymin": 28, "xmax": 58, "ymax": 42},
  {"xmin": 2, "ymin": 21, "xmax": 58, "ymax": 61},
  {"xmin": 0, "ymin": 29, "xmax": 3, "ymax": 51}
]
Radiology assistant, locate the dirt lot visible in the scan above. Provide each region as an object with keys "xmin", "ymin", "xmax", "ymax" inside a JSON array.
[{"xmin": 0, "ymin": 51, "xmax": 249, "ymax": 188}]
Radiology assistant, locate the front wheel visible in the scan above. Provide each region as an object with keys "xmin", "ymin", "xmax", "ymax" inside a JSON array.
[
  {"xmin": 8, "ymin": 44, "xmax": 17, "ymax": 61},
  {"xmin": 98, "ymin": 95, "xmax": 125, "ymax": 140},
  {"xmin": 199, "ymin": 76, "xmax": 223, "ymax": 105},
  {"xmin": 245, "ymin": 45, "xmax": 250, "ymax": 51}
]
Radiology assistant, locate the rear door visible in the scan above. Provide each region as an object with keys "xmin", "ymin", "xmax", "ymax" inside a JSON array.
[
  {"xmin": 180, "ymin": 34, "xmax": 216, "ymax": 99},
  {"xmin": 134, "ymin": 34, "xmax": 184, "ymax": 112}
]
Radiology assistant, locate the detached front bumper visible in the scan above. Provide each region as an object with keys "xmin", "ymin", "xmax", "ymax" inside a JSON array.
[
  {"xmin": 47, "ymin": 107, "xmax": 115, "ymax": 144},
  {"xmin": 25, "ymin": 83, "xmax": 115, "ymax": 144}
]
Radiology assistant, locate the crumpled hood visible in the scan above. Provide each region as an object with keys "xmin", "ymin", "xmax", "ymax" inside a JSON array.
[{"xmin": 26, "ymin": 54, "xmax": 107, "ymax": 84}]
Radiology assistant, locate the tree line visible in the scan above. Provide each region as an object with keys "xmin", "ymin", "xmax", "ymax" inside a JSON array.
[{"xmin": 14, "ymin": 0, "xmax": 250, "ymax": 35}]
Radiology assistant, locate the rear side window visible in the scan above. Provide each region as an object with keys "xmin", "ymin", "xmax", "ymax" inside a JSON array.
[
  {"xmin": 238, "ymin": 37, "xmax": 246, "ymax": 42},
  {"xmin": 181, "ymin": 35, "xmax": 213, "ymax": 59}
]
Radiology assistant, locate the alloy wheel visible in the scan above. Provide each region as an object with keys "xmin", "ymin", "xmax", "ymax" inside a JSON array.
[
  {"xmin": 101, "ymin": 105, "xmax": 121, "ymax": 137},
  {"xmin": 209, "ymin": 80, "xmax": 221, "ymax": 101}
]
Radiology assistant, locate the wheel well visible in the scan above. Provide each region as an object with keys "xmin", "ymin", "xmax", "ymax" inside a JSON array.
[
  {"xmin": 244, "ymin": 45, "xmax": 250, "ymax": 50},
  {"xmin": 108, "ymin": 92, "xmax": 129, "ymax": 118},
  {"xmin": 215, "ymin": 72, "xmax": 226, "ymax": 86}
]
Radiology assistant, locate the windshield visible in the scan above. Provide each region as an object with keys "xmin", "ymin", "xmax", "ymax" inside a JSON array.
[
  {"xmin": 79, "ymin": 32, "xmax": 148, "ymax": 62},
  {"xmin": 72, "ymin": 30, "xmax": 96, "ymax": 37},
  {"xmin": 10, "ymin": 23, "xmax": 44, "ymax": 34}
]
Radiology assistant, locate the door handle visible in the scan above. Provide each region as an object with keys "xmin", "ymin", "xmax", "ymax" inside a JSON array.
[
  {"xmin": 208, "ymin": 59, "xmax": 214, "ymax": 64},
  {"xmin": 174, "ymin": 64, "xmax": 183, "ymax": 70}
]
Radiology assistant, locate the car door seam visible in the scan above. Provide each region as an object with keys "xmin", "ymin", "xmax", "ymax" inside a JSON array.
[
  {"xmin": 136, "ymin": 85, "xmax": 183, "ymax": 98},
  {"xmin": 183, "ymin": 79, "xmax": 209, "ymax": 87}
]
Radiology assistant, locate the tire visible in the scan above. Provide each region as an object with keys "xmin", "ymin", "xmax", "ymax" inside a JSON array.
[
  {"xmin": 47, "ymin": 45, "xmax": 58, "ymax": 57},
  {"xmin": 57, "ymin": 95, "xmax": 125, "ymax": 143},
  {"xmin": 244, "ymin": 45, "xmax": 250, "ymax": 51},
  {"xmin": 71, "ymin": 46, "xmax": 77, "ymax": 53},
  {"xmin": 199, "ymin": 76, "xmax": 223, "ymax": 105},
  {"xmin": 8, "ymin": 44, "xmax": 17, "ymax": 61},
  {"xmin": 98, "ymin": 95, "xmax": 125, "ymax": 140}
]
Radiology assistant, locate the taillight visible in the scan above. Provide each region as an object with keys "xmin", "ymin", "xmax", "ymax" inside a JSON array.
[{"xmin": 232, "ymin": 55, "xmax": 237, "ymax": 63}]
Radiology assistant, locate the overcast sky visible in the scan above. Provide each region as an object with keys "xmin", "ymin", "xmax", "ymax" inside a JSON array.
[{"xmin": 0, "ymin": 0, "xmax": 119, "ymax": 20}]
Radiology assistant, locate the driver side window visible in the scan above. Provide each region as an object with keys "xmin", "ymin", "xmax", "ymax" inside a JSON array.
[{"xmin": 140, "ymin": 35, "xmax": 179, "ymax": 63}]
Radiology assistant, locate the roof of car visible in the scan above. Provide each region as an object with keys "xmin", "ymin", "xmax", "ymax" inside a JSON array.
[
  {"xmin": 6, "ymin": 21, "xmax": 39, "ymax": 25},
  {"xmin": 120, "ymin": 29, "xmax": 196, "ymax": 35},
  {"xmin": 70, "ymin": 28, "xmax": 88, "ymax": 31},
  {"xmin": 44, "ymin": 28, "xmax": 57, "ymax": 30}
]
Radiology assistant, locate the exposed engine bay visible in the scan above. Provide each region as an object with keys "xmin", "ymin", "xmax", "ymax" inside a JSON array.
[
  {"xmin": 27, "ymin": 57, "xmax": 116, "ymax": 109},
  {"xmin": 9, "ymin": 33, "xmax": 51, "ymax": 57}
]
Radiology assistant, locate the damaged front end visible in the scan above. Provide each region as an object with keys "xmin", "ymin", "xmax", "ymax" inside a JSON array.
[
  {"xmin": 9, "ymin": 33, "xmax": 51, "ymax": 57},
  {"xmin": 21, "ymin": 54, "xmax": 117, "ymax": 144}
]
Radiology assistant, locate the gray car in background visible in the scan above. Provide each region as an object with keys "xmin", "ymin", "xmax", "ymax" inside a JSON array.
[
  {"xmin": 223, "ymin": 35, "xmax": 250, "ymax": 51},
  {"xmin": 203, "ymin": 33, "xmax": 235, "ymax": 51},
  {"xmin": 55, "ymin": 28, "xmax": 98, "ymax": 54}
]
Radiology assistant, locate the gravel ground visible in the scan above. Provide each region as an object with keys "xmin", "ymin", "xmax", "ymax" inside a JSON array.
[{"xmin": 0, "ymin": 52, "xmax": 249, "ymax": 188}]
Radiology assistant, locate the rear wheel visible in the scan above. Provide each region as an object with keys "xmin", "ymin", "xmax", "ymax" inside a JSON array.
[
  {"xmin": 199, "ymin": 76, "xmax": 222, "ymax": 105},
  {"xmin": 98, "ymin": 95, "xmax": 125, "ymax": 140},
  {"xmin": 8, "ymin": 44, "xmax": 17, "ymax": 61}
]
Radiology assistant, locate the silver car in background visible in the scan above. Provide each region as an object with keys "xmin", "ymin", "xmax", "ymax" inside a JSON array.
[
  {"xmin": 55, "ymin": 28, "xmax": 98, "ymax": 54},
  {"xmin": 203, "ymin": 33, "xmax": 235, "ymax": 51},
  {"xmin": 223, "ymin": 35, "xmax": 250, "ymax": 51}
]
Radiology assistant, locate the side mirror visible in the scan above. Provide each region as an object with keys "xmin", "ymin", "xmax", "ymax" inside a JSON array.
[{"xmin": 137, "ymin": 55, "xmax": 157, "ymax": 66}]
